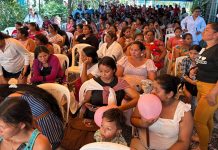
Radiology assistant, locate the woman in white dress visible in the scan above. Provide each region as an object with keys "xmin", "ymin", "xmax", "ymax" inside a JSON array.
[
  {"xmin": 131, "ymin": 74, "xmax": 193, "ymax": 150},
  {"xmin": 117, "ymin": 41, "xmax": 157, "ymax": 89}
]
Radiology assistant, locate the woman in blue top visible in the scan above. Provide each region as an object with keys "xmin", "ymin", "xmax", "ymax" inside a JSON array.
[
  {"xmin": 0, "ymin": 84, "xmax": 64, "ymax": 149},
  {"xmin": 0, "ymin": 97, "xmax": 51, "ymax": 150}
]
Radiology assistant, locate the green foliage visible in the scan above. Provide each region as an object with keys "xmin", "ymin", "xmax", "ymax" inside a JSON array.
[
  {"xmin": 43, "ymin": 0, "xmax": 63, "ymax": 4},
  {"xmin": 0, "ymin": 1, "xmax": 26, "ymax": 31},
  {"xmin": 41, "ymin": 1, "xmax": 68, "ymax": 20},
  {"xmin": 191, "ymin": 0, "xmax": 208, "ymax": 18}
]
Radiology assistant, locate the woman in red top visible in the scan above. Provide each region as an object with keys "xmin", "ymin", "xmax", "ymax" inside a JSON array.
[
  {"xmin": 167, "ymin": 27, "xmax": 183, "ymax": 52},
  {"xmin": 28, "ymin": 22, "xmax": 42, "ymax": 40},
  {"xmin": 145, "ymin": 30, "xmax": 167, "ymax": 70}
]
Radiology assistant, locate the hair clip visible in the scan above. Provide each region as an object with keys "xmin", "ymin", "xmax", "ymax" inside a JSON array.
[{"xmin": 9, "ymin": 84, "xmax": 18, "ymax": 89}]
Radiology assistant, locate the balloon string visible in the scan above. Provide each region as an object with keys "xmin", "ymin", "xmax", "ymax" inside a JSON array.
[{"xmin": 146, "ymin": 127, "xmax": 150, "ymax": 148}]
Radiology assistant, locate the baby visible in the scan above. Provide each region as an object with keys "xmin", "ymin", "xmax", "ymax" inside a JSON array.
[{"xmin": 94, "ymin": 108, "xmax": 127, "ymax": 146}]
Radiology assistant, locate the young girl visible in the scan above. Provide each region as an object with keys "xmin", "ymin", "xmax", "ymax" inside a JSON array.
[{"xmin": 94, "ymin": 108, "xmax": 127, "ymax": 146}]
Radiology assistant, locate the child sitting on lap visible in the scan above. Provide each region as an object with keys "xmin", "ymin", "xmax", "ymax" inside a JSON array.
[{"xmin": 94, "ymin": 108, "xmax": 127, "ymax": 146}]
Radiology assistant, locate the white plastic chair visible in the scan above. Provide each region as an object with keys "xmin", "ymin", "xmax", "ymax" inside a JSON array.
[
  {"xmin": 54, "ymin": 54, "xmax": 69, "ymax": 69},
  {"xmin": 165, "ymin": 33, "xmax": 175, "ymax": 46},
  {"xmin": 3, "ymin": 27, "xmax": 16, "ymax": 36},
  {"xmin": 53, "ymin": 44, "xmax": 61, "ymax": 54},
  {"xmin": 37, "ymin": 83, "xmax": 71, "ymax": 124},
  {"xmin": 54, "ymin": 54, "xmax": 70, "ymax": 81},
  {"xmin": 175, "ymin": 56, "xmax": 188, "ymax": 76},
  {"xmin": 166, "ymin": 28, "xmax": 174, "ymax": 34},
  {"xmin": 80, "ymin": 142, "xmax": 130, "ymax": 150},
  {"xmin": 68, "ymin": 43, "xmax": 91, "ymax": 74}
]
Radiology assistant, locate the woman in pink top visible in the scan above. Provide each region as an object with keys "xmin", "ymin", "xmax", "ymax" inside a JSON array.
[
  {"xmin": 166, "ymin": 27, "xmax": 183, "ymax": 52},
  {"xmin": 66, "ymin": 17, "xmax": 75, "ymax": 33},
  {"xmin": 30, "ymin": 46, "xmax": 65, "ymax": 84}
]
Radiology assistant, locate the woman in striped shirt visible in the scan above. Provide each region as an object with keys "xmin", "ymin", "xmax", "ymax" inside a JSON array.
[{"xmin": 0, "ymin": 84, "xmax": 64, "ymax": 149}]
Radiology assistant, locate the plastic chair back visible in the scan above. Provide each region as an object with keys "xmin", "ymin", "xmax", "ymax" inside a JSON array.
[{"xmin": 37, "ymin": 83, "xmax": 71, "ymax": 124}]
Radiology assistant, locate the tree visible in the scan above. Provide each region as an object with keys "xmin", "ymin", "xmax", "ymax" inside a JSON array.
[
  {"xmin": 0, "ymin": 1, "xmax": 26, "ymax": 30},
  {"xmin": 41, "ymin": 1, "xmax": 68, "ymax": 20}
]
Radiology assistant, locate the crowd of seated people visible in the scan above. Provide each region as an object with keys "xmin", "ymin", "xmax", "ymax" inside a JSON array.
[{"xmin": 0, "ymin": 3, "xmax": 218, "ymax": 150}]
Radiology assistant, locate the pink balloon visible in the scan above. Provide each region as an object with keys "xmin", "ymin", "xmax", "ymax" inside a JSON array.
[
  {"xmin": 94, "ymin": 105, "xmax": 117, "ymax": 127},
  {"xmin": 137, "ymin": 94, "xmax": 162, "ymax": 119}
]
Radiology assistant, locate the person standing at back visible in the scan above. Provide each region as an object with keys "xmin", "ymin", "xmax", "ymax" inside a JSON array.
[
  {"xmin": 24, "ymin": 7, "xmax": 43, "ymax": 28},
  {"xmin": 181, "ymin": 6, "xmax": 206, "ymax": 45}
]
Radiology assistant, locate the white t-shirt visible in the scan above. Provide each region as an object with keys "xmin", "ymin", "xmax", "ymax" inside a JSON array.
[
  {"xmin": 97, "ymin": 41, "xmax": 123, "ymax": 61},
  {"xmin": 0, "ymin": 38, "xmax": 30, "ymax": 75},
  {"xmin": 79, "ymin": 63, "xmax": 99, "ymax": 77}
]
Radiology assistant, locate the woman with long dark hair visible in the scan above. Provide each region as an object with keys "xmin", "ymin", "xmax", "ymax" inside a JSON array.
[
  {"xmin": 0, "ymin": 84, "xmax": 64, "ymax": 149},
  {"xmin": 30, "ymin": 46, "xmax": 65, "ymax": 84},
  {"xmin": 79, "ymin": 56, "xmax": 139, "ymax": 119},
  {"xmin": 0, "ymin": 97, "xmax": 51, "ymax": 150},
  {"xmin": 76, "ymin": 24, "xmax": 99, "ymax": 49}
]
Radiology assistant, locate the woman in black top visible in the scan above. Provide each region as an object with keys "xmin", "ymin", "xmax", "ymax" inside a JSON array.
[
  {"xmin": 80, "ymin": 56, "xmax": 139, "ymax": 119},
  {"xmin": 76, "ymin": 24, "xmax": 99, "ymax": 49},
  {"xmin": 194, "ymin": 23, "xmax": 218, "ymax": 150}
]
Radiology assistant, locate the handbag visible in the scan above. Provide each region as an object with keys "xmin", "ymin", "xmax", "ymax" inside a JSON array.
[{"xmin": 61, "ymin": 117, "xmax": 99, "ymax": 150}]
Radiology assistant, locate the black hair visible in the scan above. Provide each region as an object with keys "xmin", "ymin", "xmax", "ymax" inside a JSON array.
[
  {"xmin": 193, "ymin": 6, "xmax": 201, "ymax": 12},
  {"xmin": 49, "ymin": 23, "xmax": 60, "ymax": 32},
  {"xmin": 0, "ymin": 84, "xmax": 63, "ymax": 122},
  {"xmin": 148, "ymin": 21, "xmax": 154, "ymax": 26},
  {"xmin": 0, "ymin": 32, "xmax": 11, "ymax": 40},
  {"xmin": 15, "ymin": 22, "xmax": 23, "ymax": 26},
  {"xmin": 182, "ymin": 33, "xmax": 192, "ymax": 39},
  {"xmin": 134, "ymin": 33, "xmax": 144, "ymax": 40},
  {"xmin": 29, "ymin": 22, "xmax": 40, "ymax": 31},
  {"xmin": 120, "ymin": 26, "xmax": 131, "ymax": 38},
  {"xmin": 142, "ymin": 23, "xmax": 149, "ymax": 29},
  {"xmin": 189, "ymin": 45, "xmax": 202, "ymax": 52},
  {"xmin": 98, "ymin": 56, "xmax": 117, "ymax": 74},
  {"xmin": 106, "ymin": 31, "xmax": 117, "ymax": 41},
  {"xmin": 18, "ymin": 27, "xmax": 29, "ymax": 37},
  {"xmin": 109, "ymin": 25, "xmax": 118, "ymax": 32},
  {"xmin": 131, "ymin": 41, "xmax": 145, "ymax": 51},
  {"xmin": 122, "ymin": 21, "xmax": 128, "ymax": 26},
  {"xmin": 35, "ymin": 34, "xmax": 49, "ymax": 45},
  {"xmin": 83, "ymin": 24, "xmax": 93, "ymax": 34},
  {"xmin": 156, "ymin": 74, "xmax": 181, "ymax": 97},
  {"xmin": 34, "ymin": 46, "xmax": 50, "ymax": 59},
  {"xmin": 82, "ymin": 46, "xmax": 98, "ymax": 64},
  {"xmin": 77, "ymin": 24, "xmax": 83, "ymax": 29},
  {"xmin": 102, "ymin": 108, "xmax": 126, "ymax": 129},
  {"xmin": 208, "ymin": 22, "xmax": 218, "ymax": 32},
  {"xmin": 174, "ymin": 27, "xmax": 182, "ymax": 32},
  {"xmin": 145, "ymin": 30, "xmax": 155, "ymax": 36},
  {"xmin": 0, "ymin": 97, "xmax": 33, "ymax": 129}
]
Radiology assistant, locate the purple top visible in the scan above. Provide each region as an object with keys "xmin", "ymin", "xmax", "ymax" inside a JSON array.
[{"xmin": 31, "ymin": 54, "xmax": 65, "ymax": 83}]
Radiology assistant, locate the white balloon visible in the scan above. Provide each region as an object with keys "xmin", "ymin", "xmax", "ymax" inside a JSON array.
[{"xmin": 80, "ymin": 142, "xmax": 130, "ymax": 150}]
